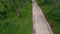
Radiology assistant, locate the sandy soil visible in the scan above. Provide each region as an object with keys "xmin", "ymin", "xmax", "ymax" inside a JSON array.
[{"xmin": 32, "ymin": 0, "xmax": 54, "ymax": 34}]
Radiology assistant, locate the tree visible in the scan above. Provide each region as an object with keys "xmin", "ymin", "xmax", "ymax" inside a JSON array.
[
  {"xmin": 0, "ymin": 0, "xmax": 8, "ymax": 9},
  {"xmin": 0, "ymin": 0, "xmax": 8, "ymax": 19},
  {"xmin": 53, "ymin": 0, "xmax": 57, "ymax": 8},
  {"xmin": 21, "ymin": 0, "xmax": 28, "ymax": 6},
  {"xmin": 45, "ymin": 0, "xmax": 48, "ymax": 4},
  {"xmin": 10, "ymin": 0, "xmax": 21, "ymax": 17}
]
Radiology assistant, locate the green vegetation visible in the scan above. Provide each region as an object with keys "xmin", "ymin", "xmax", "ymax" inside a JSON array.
[
  {"xmin": 0, "ymin": 0, "xmax": 32, "ymax": 34},
  {"xmin": 36, "ymin": 0, "xmax": 60, "ymax": 34}
]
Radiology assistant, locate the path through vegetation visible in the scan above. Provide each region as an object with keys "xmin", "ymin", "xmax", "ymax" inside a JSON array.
[{"xmin": 32, "ymin": 0, "xmax": 54, "ymax": 34}]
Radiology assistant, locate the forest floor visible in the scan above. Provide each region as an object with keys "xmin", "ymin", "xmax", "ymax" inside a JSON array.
[{"xmin": 32, "ymin": 0, "xmax": 54, "ymax": 34}]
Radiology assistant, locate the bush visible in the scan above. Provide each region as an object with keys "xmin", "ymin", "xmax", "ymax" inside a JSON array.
[
  {"xmin": 0, "ymin": 22, "xmax": 20, "ymax": 34},
  {"xmin": 0, "ymin": 10, "xmax": 8, "ymax": 20},
  {"xmin": 47, "ymin": 8, "xmax": 60, "ymax": 23},
  {"xmin": 36, "ymin": 0, "xmax": 53, "ymax": 5}
]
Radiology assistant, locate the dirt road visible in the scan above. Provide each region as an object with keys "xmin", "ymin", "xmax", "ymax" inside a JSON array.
[{"xmin": 32, "ymin": 0, "xmax": 54, "ymax": 34}]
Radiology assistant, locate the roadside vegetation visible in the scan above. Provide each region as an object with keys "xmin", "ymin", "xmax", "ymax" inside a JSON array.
[
  {"xmin": 36, "ymin": 0, "xmax": 60, "ymax": 34},
  {"xmin": 0, "ymin": 0, "xmax": 32, "ymax": 34}
]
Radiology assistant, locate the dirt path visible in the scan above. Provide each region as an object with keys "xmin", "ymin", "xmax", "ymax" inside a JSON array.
[{"xmin": 32, "ymin": 0, "xmax": 54, "ymax": 34}]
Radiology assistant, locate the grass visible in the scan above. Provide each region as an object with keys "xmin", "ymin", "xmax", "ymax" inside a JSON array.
[
  {"xmin": 0, "ymin": 0, "xmax": 32, "ymax": 34},
  {"xmin": 36, "ymin": 0, "xmax": 60, "ymax": 34}
]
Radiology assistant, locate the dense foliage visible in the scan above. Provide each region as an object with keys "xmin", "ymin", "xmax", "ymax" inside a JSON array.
[{"xmin": 0, "ymin": 0, "xmax": 32, "ymax": 34}]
